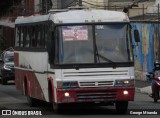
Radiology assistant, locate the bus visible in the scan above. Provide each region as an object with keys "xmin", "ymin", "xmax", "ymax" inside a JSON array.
[{"xmin": 14, "ymin": 8, "xmax": 139, "ymax": 114}]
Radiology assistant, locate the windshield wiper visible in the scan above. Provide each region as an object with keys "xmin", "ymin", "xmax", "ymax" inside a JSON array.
[
  {"xmin": 96, "ymin": 53, "xmax": 115, "ymax": 63},
  {"xmin": 92, "ymin": 25, "xmax": 115, "ymax": 64},
  {"xmin": 95, "ymin": 44, "xmax": 115, "ymax": 63}
]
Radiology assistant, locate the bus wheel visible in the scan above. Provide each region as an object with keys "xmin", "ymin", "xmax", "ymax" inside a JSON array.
[
  {"xmin": 53, "ymin": 103, "xmax": 62, "ymax": 113},
  {"xmin": 24, "ymin": 81, "xmax": 36, "ymax": 107},
  {"xmin": 27, "ymin": 96, "xmax": 37, "ymax": 107},
  {"xmin": 115, "ymin": 101, "xmax": 128, "ymax": 114}
]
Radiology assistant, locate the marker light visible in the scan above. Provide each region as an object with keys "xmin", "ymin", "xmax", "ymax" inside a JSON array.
[
  {"xmin": 115, "ymin": 79, "xmax": 134, "ymax": 87},
  {"xmin": 123, "ymin": 90, "xmax": 128, "ymax": 95},
  {"xmin": 64, "ymin": 92, "xmax": 70, "ymax": 97}
]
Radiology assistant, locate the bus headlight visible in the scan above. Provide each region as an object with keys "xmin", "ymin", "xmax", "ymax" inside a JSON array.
[
  {"xmin": 57, "ymin": 81, "xmax": 79, "ymax": 89},
  {"xmin": 115, "ymin": 79, "xmax": 134, "ymax": 87}
]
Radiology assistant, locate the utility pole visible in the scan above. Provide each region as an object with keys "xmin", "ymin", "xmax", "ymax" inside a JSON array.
[
  {"xmin": 76, "ymin": 0, "xmax": 82, "ymax": 6},
  {"xmin": 79, "ymin": 0, "xmax": 82, "ymax": 6}
]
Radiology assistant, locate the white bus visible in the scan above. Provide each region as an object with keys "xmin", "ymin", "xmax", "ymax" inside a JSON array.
[{"xmin": 14, "ymin": 8, "xmax": 139, "ymax": 114}]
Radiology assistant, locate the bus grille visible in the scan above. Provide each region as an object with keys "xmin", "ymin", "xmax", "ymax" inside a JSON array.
[
  {"xmin": 77, "ymin": 91, "xmax": 117, "ymax": 102},
  {"xmin": 79, "ymin": 81, "xmax": 114, "ymax": 88}
]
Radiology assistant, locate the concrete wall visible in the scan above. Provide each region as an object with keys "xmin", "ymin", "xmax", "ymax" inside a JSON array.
[
  {"xmin": 82, "ymin": 0, "xmax": 155, "ymax": 17},
  {"xmin": 131, "ymin": 22, "xmax": 160, "ymax": 80},
  {"xmin": 51, "ymin": 0, "xmax": 76, "ymax": 9},
  {"xmin": 108, "ymin": 0, "xmax": 155, "ymax": 17}
]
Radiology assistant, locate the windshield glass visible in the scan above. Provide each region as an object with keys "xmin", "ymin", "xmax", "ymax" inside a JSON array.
[
  {"xmin": 56, "ymin": 24, "xmax": 132, "ymax": 64},
  {"xmin": 95, "ymin": 24, "xmax": 128, "ymax": 62},
  {"xmin": 57, "ymin": 25, "xmax": 94, "ymax": 64},
  {"xmin": 5, "ymin": 52, "xmax": 14, "ymax": 62}
]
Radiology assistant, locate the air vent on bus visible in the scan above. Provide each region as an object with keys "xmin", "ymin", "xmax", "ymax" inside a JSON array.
[
  {"xmin": 79, "ymin": 81, "xmax": 114, "ymax": 88},
  {"xmin": 77, "ymin": 90, "xmax": 117, "ymax": 102}
]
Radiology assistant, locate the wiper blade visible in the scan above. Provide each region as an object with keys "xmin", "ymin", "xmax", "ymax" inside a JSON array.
[
  {"xmin": 97, "ymin": 53, "xmax": 115, "ymax": 63},
  {"xmin": 95, "ymin": 43, "xmax": 115, "ymax": 63}
]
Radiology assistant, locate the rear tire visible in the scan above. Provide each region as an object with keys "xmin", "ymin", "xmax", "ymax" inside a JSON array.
[
  {"xmin": 24, "ymin": 79, "xmax": 37, "ymax": 107},
  {"xmin": 115, "ymin": 101, "xmax": 128, "ymax": 114},
  {"xmin": 53, "ymin": 103, "xmax": 62, "ymax": 113}
]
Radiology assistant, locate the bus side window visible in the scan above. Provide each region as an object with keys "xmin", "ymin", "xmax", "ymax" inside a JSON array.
[
  {"xmin": 48, "ymin": 23, "xmax": 55, "ymax": 64},
  {"xmin": 37, "ymin": 25, "xmax": 41, "ymax": 48},
  {"xmin": 31, "ymin": 26, "xmax": 36, "ymax": 48},
  {"xmin": 23, "ymin": 26, "xmax": 27, "ymax": 47},
  {"xmin": 42, "ymin": 24, "xmax": 46, "ymax": 48},
  {"xmin": 15, "ymin": 26, "xmax": 20, "ymax": 47},
  {"xmin": 45, "ymin": 23, "xmax": 48, "ymax": 48},
  {"xmin": 20, "ymin": 27, "xmax": 24, "ymax": 47},
  {"xmin": 26, "ymin": 26, "xmax": 30, "ymax": 48}
]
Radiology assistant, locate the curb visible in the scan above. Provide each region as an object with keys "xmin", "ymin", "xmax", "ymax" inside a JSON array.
[{"xmin": 135, "ymin": 86, "xmax": 152, "ymax": 95}]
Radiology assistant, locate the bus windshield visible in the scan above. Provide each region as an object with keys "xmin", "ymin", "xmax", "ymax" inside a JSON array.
[
  {"xmin": 56, "ymin": 24, "xmax": 133, "ymax": 64},
  {"xmin": 5, "ymin": 52, "xmax": 14, "ymax": 62}
]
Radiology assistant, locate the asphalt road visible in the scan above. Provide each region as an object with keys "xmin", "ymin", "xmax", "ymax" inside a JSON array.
[{"xmin": 0, "ymin": 81, "xmax": 160, "ymax": 118}]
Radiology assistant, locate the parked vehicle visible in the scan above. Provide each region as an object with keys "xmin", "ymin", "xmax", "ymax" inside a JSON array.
[
  {"xmin": 146, "ymin": 62, "xmax": 160, "ymax": 102},
  {"xmin": 0, "ymin": 50, "xmax": 14, "ymax": 85}
]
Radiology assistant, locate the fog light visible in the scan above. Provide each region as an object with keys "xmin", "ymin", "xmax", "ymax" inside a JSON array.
[
  {"xmin": 64, "ymin": 92, "xmax": 70, "ymax": 97},
  {"xmin": 123, "ymin": 90, "xmax": 128, "ymax": 95}
]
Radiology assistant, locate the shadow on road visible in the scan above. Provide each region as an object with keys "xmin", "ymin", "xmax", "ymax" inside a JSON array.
[
  {"xmin": 0, "ymin": 79, "xmax": 15, "ymax": 85},
  {"xmin": 28, "ymin": 101, "xmax": 123, "ymax": 115}
]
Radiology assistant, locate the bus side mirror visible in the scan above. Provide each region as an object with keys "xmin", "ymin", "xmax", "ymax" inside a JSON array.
[{"xmin": 134, "ymin": 29, "xmax": 140, "ymax": 42}]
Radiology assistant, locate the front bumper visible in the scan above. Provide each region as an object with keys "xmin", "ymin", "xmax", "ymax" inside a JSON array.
[
  {"xmin": 2, "ymin": 69, "xmax": 14, "ymax": 80},
  {"xmin": 56, "ymin": 87, "xmax": 135, "ymax": 104}
]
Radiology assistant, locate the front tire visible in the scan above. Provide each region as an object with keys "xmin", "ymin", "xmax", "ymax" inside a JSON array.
[
  {"xmin": 27, "ymin": 95, "xmax": 37, "ymax": 107},
  {"xmin": 53, "ymin": 103, "xmax": 62, "ymax": 113},
  {"xmin": 115, "ymin": 101, "xmax": 128, "ymax": 114},
  {"xmin": 153, "ymin": 89, "xmax": 159, "ymax": 103},
  {"xmin": 153, "ymin": 86, "xmax": 159, "ymax": 103}
]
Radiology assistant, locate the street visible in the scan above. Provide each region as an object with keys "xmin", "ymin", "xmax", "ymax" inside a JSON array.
[{"xmin": 0, "ymin": 81, "xmax": 160, "ymax": 117}]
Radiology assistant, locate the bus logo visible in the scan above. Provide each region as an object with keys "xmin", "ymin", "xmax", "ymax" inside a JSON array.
[{"xmin": 95, "ymin": 82, "xmax": 98, "ymax": 86}]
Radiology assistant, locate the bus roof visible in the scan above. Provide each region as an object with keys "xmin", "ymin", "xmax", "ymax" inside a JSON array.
[{"xmin": 15, "ymin": 9, "xmax": 129, "ymax": 24}]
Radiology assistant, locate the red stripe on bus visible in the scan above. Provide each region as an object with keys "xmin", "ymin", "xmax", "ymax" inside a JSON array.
[{"xmin": 14, "ymin": 52, "xmax": 19, "ymax": 66}]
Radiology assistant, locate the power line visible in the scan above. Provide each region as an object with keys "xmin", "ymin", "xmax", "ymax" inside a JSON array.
[{"xmin": 63, "ymin": 0, "xmax": 76, "ymax": 9}]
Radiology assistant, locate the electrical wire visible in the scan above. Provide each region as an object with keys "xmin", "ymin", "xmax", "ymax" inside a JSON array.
[
  {"xmin": 82, "ymin": 1, "xmax": 124, "ymax": 9},
  {"xmin": 62, "ymin": 0, "xmax": 76, "ymax": 9}
]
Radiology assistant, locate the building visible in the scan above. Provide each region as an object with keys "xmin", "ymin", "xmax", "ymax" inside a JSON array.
[
  {"xmin": 83, "ymin": 0, "xmax": 156, "ymax": 17},
  {"xmin": 0, "ymin": 0, "xmax": 76, "ymax": 49}
]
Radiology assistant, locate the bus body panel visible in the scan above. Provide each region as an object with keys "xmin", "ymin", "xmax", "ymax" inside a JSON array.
[{"xmin": 14, "ymin": 51, "xmax": 49, "ymax": 101}]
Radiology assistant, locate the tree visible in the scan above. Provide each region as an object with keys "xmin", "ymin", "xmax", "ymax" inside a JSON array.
[{"xmin": 0, "ymin": 0, "xmax": 21, "ymax": 16}]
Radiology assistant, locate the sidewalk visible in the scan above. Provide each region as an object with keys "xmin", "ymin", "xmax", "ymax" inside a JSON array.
[{"xmin": 135, "ymin": 80, "xmax": 152, "ymax": 94}]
